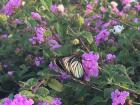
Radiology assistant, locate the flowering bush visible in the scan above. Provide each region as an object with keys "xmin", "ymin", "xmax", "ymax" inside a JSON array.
[{"xmin": 0, "ymin": 0, "xmax": 140, "ymax": 105}]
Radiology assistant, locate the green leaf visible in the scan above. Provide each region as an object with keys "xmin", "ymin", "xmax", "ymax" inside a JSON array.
[
  {"xmin": 48, "ymin": 79, "xmax": 63, "ymax": 92},
  {"xmin": 82, "ymin": 32, "xmax": 93, "ymax": 44},
  {"xmin": 104, "ymin": 88, "xmax": 114, "ymax": 99},
  {"xmin": 88, "ymin": 96, "xmax": 106, "ymax": 105},
  {"xmin": 20, "ymin": 90, "xmax": 35, "ymax": 97},
  {"xmin": 36, "ymin": 87, "xmax": 50, "ymax": 97},
  {"xmin": 55, "ymin": 22, "xmax": 63, "ymax": 37},
  {"xmin": 28, "ymin": 19, "xmax": 38, "ymax": 27},
  {"xmin": 26, "ymin": 78, "xmax": 38, "ymax": 88},
  {"xmin": 40, "ymin": 0, "xmax": 52, "ymax": 12}
]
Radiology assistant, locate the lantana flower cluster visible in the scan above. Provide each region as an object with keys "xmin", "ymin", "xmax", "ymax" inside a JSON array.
[
  {"xmin": 82, "ymin": 52, "xmax": 99, "ymax": 81},
  {"xmin": 38, "ymin": 98, "xmax": 62, "ymax": 105},
  {"xmin": 34, "ymin": 56, "xmax": 44, "ymax": 67},
  {"xmin": 95, "ymin": 29, "xmax": 110, "ymax": 45},
  {"xmin": 50, "ymin": 4, "xmax": 65, "ymax": 14},
  {"xmin": 106, "ymin": 54, "xmax": 116, "ymax": 62},
  {"xmin": 1, "ymin": 94, "xmax": 34, "ymax": 105},
  {"xmin": 46, "ymin": 34, "xmax": 62, "ymax": 50},
  {"xmin": 29, "ymin": 27, "xmax": 45, "ymax": 45},
  {"xmin": 2, "ymin": 0, "xmax": 22, "ymax": 15},
  {"xmin": 31, "ymin": 12, "xmax": 42, "ymax": 21},
  {"xmin": 111, "ymin": 89, "xmax": 129, "ymax": 105}
]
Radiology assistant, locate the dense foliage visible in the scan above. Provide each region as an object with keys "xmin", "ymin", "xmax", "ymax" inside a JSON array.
[{"xmin": 0, "ymin": 0, "xmax": 140, "ymax": 105}]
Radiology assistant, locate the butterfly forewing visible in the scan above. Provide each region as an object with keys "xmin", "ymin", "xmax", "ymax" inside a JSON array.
[
  {"xmin": 53, "ymin": 55, "xmax": 84, "ymax": 78},
  {"xmin": 68, "ymin": 56, "xmax": 84, "ymax": 78}
]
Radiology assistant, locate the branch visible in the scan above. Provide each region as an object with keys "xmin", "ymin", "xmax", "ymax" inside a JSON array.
[
  {"xmin": 113, "ymin": 83, "xmax": 140, "ymax": 96},
  {"xmin": 71, "ymin": 77, "xmax": 103, "ymax": 92}
]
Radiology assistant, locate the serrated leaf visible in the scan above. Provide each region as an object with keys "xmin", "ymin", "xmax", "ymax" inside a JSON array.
[
  {"xmin": 82, "ymin": 32, "xmax": 93, "ymax": 44},
  {"xmin": 20, "ymin": 90, "xmax": 35, "ymax": 97},
  {"xmin": 26, "ymin": 78, "xmax": 38, "ymax": 88},
  {"xmin": 55, "ymin": 22, "xmax": 63, "ymax": 37},
  {"xmin": 28, "ymin": 19, "xmax": 38, "ymax": 27},
  {"xmin": 36, "ymin": 87, "xmax": 49, "ymax": 97},
  {"xmin": 48, "ymin": 79, "xmax": 63, "ymax": 92}
]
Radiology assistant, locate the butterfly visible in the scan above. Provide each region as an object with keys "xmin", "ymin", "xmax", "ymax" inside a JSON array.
[{"xmin": 51, "ymin": 55, "xmax": 84, "ymax": 79}]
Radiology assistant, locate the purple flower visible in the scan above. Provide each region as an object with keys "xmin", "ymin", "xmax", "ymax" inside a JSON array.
[
  {"xmin": 50, "ymin": 4, "xmax": 58, "ymax": 13},
  {"xmin": 108, "ymin": 38, "xmax": 115, "ymax": 45},
  {"xmin": 34, "ymin": 56, "xmax": 44, "ymax": 67},
  {"xmin": 85, "ymin": 4, "xmax": 93, "ymax": 15},
  {"xmin": 47, "ymin": 40, "xmax": 61, "ymax": 50},
  {"xmin": 95, "ymin": 20, "xmax": 104, "ymax": 28},
  {"xmin": 46, "ymin": 34, "xmax": 61, "ymax": 50},
  {"xmin": 94, "ymin": 0, "xmax": 98, "ymax": 4},
  {"xmin": 95, "ymin": 29, "xmax": 110, "ymax": 45},
  {"xmin": 2, "ymin": 98, "xmax": 12, "ymax": 105},
  {"xmin": 38, "ymin": 98, "xmax": 62, "ymax": 105},
  {"xmin": 110, "ymin": 20, "xmax": 118, "ymax": 26},
  {"xmin": 111, "ymin": 89, "xmax": 129, "ymax": 105},
  {"xmin": 120, "ymin": 0, "xmax": 131, "ymax": 5},
  {"xmin": 135, "ymin": 4, "xmax": 140, "ymax": 11},
  {"xmin": 82, "ymin": 52, "xmax": 99, "ymax": 81},
  {"xmin": 49, "ymin": 61, "xmax": 58, "ymax": 70},
  {"xmin": 92, "ymin": 14, "xmax": 102, "ymax": 20},
  {"xmin": 52, "ymin": 98, "xmax": 62, "ymax": 105},
  {"xmin": 29, "ymin": 27, "xmax": 45, "ymax": 45},
  {"xmin": 106, "ymin": 54, "xmax": 116, "ymax": 62},
  {"xmin": 59, "ymin": 72, "xmax": 70, "ymax": 82},
  {"xmin": 2, "ymin": 94, "xmax": 34, "ymax": 105},
  {"xmin": 7, "ymin": 71, "xmax": 14, "ymax": 76},
  {"xmin": 133, "ymin": 18, "xmax": 139, "ymax": 23},
  {"xmin": 2, "ymin": 0, "xmax": 22, "ymax": 15},
  {"xmin": 15, "ymin": 19, "xmax": 22, "ymax": 24},
  {"xmin": 102, "ymin": 21, "xmax": 112, "ymax": 29},
  {"xmin": 31, "ymin": 12, "xmax": 42, "ymax": 21},
  {"xmin": 0, "ymin": 34, "xmax": 8, "ymax": 40},
  {"xmin": 38, "ymin": 101, "xmax": 51, "ymax": 105}
]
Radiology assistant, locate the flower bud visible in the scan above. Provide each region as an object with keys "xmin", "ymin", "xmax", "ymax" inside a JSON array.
[
  {"xmin": 72, "ymin": 38, "xmax": 80, "ymax": 45},
  {"xmin": 76, "ymin": 15, "xmax": 84, "ymax": 26},
  {"xmin": 111, "ymin": 1, "xmax": 118, "ymax": 8},
  {"xmin": 22, "ymin": 1, "xmax": 26, "ymax": 6},
  {"xmin": 57, "ymin": 4, "xmax": 65, "ymax": 13},
  {"xmin": 0, "ymin": 13, "xmax": 8, "ymax": 24}
]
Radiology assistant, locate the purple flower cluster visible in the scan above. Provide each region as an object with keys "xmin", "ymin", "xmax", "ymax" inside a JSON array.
[
  {"xmin": 2, "ymin": 94, "xmax": 34, "ymax": 105},
  {"xmin": 106, "ymin": 53, "xmax": 116, "ymax": 62},
  {"xmin": 85, "ymin": 4, "xmax": 93, "ymax": 15},
  {"xmin": 46, "ymin": 34, "xmax": 61, "ymax": 50},
  {"xmin": 120, "ymin": 0, "xmax": 131, "ymax": 5},
  {"xmin": 31, "ymin": 12, "xmax": 42, "ymax": 21},
  {"xmin": 50, "ymin": 4, "xmax": 65, "ymax": 14},
  {"xmin": 111, "ymin": 89, "xmax": 129, "ymax": 105},
  {"xmin": 38, "ymin": 98, "xmax": 62, "ymax": 105},
  {"xmin": 95, "ymin": 29, "xmax": 110, "ymax": 45},
  {"xmin": 34, "ymin": 56, "xmax": 44, "ymax": 67},
  {"xmin": 49, "ymin": 61, "xmax": 58, "ymax": 70},
  {"xmin": 50, "ymin": 5, "xmax": 58, "ymax": 13},
  {"xmin": 2, "ymin": 0, "xmax": 22, "ymax": 15},
  {"xmin": 135, "ymin": 4, "xmax": 140, "ymax": 11},
  {"xmin": 82, "ymin": 52, "xmax": 99, "ymax": 81},
  {"xmin": 29, "ymin": 27, "xmax": 45, "ymax": 45},
  {"xmin": 59, "ymin": 72, "xmax": 70, "ymax": 82}
]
